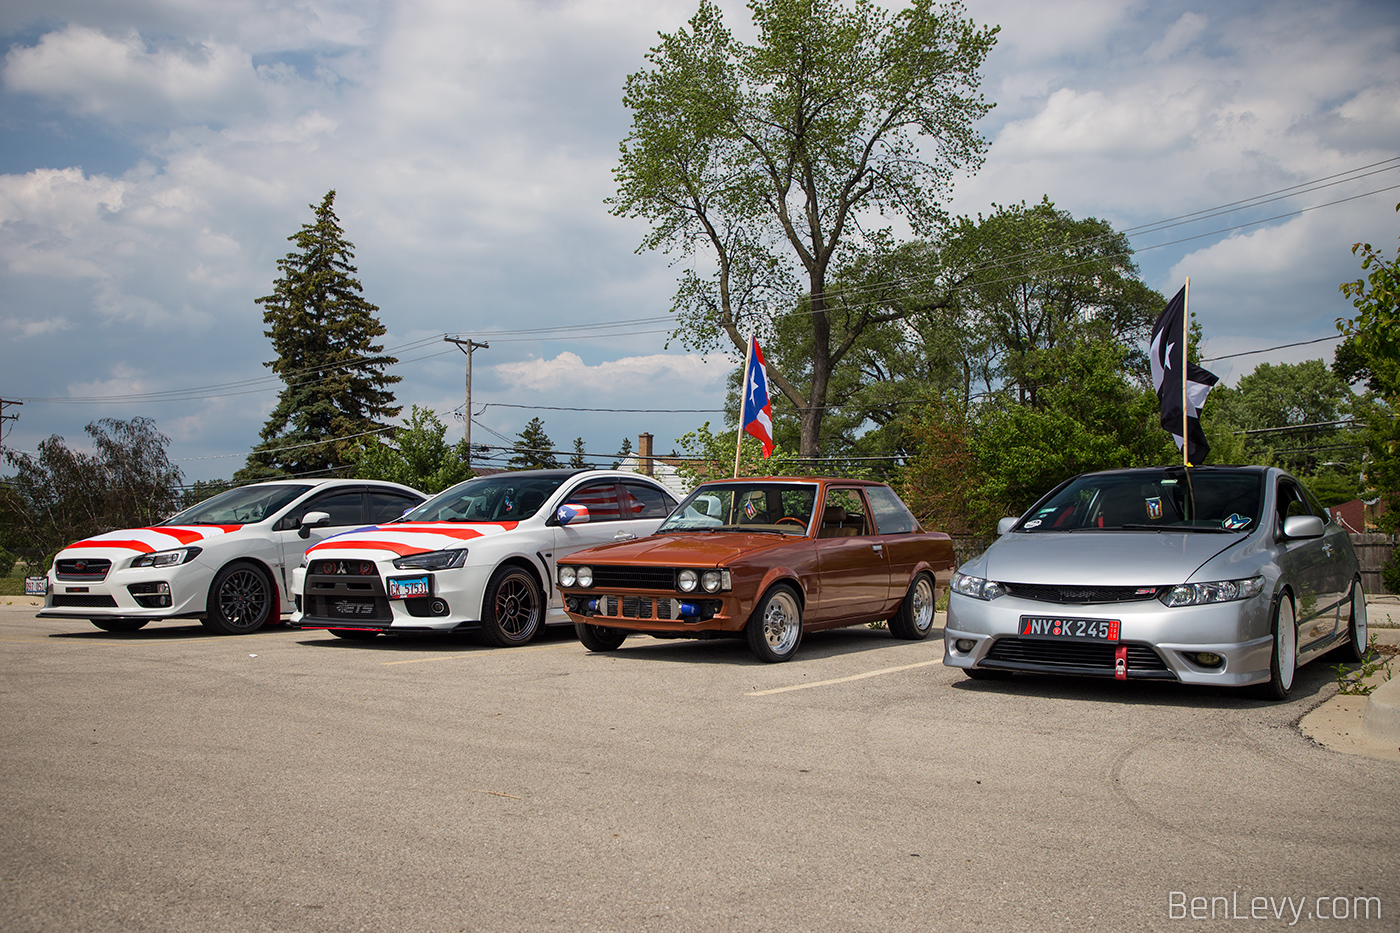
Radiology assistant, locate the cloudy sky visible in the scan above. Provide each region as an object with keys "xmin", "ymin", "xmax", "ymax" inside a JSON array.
[{"xmin": 1, "ymin": 0, "xmax": 1398, "ymax": 483}]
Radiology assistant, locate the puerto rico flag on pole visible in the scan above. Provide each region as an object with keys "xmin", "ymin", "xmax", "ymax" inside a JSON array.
[{"xmin": 741, "ymin": 335, "xmax": 774, "ymax": 458}]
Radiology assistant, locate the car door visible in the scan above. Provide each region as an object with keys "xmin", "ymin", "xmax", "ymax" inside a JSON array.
[
  {"xmin": 271, "ymin": 487, "xmax": 371, "ymax": 602},
  {"xmin": 1273, "ymin": 478, "xmax": 1335, "ymax": 648},
  {"xmin": 368, "ymin": 487, "xmax": 424, "ymax": 525},
  {"xmin": 810, "ymin": 486, "xmax": 892, "ymax": 623}
]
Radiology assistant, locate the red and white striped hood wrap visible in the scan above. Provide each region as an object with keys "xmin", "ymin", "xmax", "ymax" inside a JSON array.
[
  {"xmin": 306, "ymin": 521, "xmax": 520, "ymax": 559},
  {"xmin": 60, "ymin": 525, "xmax": 244, "ymax": 555}
]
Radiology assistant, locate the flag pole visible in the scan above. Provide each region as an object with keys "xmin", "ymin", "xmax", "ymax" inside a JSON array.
[
  {"xmin": 1182, "ymin": 277, "xmax": 1190, "ymax": 468},
  {"xmin": 734, "ymin": 335, "xmax": 755, "ymax": 478}
]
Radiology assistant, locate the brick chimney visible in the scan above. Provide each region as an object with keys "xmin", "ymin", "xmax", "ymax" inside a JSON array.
[{"xmin": 638, "ymin": 432, "xmax": 653, "ymax": 476}]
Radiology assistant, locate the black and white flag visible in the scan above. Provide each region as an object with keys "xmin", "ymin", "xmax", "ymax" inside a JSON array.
[{"xmin": 1150, "ymin": 286, "xmax": 1219, "ymax": 465}]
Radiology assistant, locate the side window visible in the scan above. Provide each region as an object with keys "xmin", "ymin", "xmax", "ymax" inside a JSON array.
[
  {"xmin": 563, "ymin": 482, "xmax": 622, "ymax": 523},
  {"xmin": 1302, "ymin": 484, "xmax": 1331, "ymax": 524},
  {"xmin": 865, "ymin": 485, "xmax": 919, "ymax": 535},
  {"xmin": 309, "ymin": 490, "xmax": 367, "ymax": 527},
  {"xmin": 819, "ymin": 488, "xmax": 871, "ymax": 537},
  {"xmin": 1275, "ymin": 481, "xmax": 1311, "ymax": 534},
  {"xmin": 369, "ymin": 490, "xmax": 421, "ymax": 524},
  {"xmin": 622, "ymin": 482, "xmax": 676, "ymax": 519}
]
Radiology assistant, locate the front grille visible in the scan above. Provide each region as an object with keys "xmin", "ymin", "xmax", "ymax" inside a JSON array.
[
  {"xmin": 55, "ymin": 558, "xmax": 111, "ymax": 581},
  {"xmin": 588, "ymin": 566, "xmax": 678, "ymax": 590},
  {"xmin": 304, "ymin": 594, "xmax": 393, "ymax": 622},
  {"xmin": 303, "ymin": 571, "xmax": 392, "ymax": 623},
  {"xmin": 984, "ymin": 637, "xmax": 1174, "ymax": 679},
  {"xmin": 1001, "ymin": 582, "xmax": 1163, "ymax": 604},
  {"xmin": 51, "ymin": 594, "xmax": 119, "ymax": 608},
  {"xmin": 600, "ymin": 595, "xmax": 677, "ymax": 620}
]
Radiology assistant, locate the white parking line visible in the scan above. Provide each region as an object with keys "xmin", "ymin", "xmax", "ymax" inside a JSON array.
[{"xmin": 747, "ymin": 658, "xmax": 944, "ymax": 696}]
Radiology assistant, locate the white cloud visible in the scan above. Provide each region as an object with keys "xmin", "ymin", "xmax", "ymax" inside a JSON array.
[{"xmin": 495, "ymin": 350, "xmax": 731, "ymax": 396}]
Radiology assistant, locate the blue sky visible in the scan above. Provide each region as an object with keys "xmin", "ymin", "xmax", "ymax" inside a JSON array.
[{"xmin": 2, "ymin": 0, "xmax": 1398, "ymax": 483}]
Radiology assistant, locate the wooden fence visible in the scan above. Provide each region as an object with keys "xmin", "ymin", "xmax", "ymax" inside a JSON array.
[{"xmin": 1351, "ymin": 533, "xmax": 1395, "ymax": 596}]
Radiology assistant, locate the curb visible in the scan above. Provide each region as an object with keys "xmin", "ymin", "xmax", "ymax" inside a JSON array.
[{"xmin": 1362, "ymin": 676, "xmax": 1400, "ymax": 745}]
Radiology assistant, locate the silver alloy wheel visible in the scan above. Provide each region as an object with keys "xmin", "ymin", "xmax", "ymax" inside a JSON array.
[
  {"xmin": 910, "ymin": 576, "xmax": 935, "ymax": 633},
  {"xmin": 760, "ymin": 589, "xmax": 802, "ymax": 655},
  {"xmin": 218, "ymin": 567, "xmax": 270, "ymax": 630}
]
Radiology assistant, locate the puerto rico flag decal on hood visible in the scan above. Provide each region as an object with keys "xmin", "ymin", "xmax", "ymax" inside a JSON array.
[
  {"xmin": 62, "ymin": 525, "xmax": 243, "ymax": 554},
  {"xmin": 306, "ymin": 521, "xmax": 519, "ymax": 559}
]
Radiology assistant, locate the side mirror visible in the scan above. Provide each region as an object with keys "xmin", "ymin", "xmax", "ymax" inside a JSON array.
[
  {"xmin": 1282, "ymin": 514, "xmax": 1324, "ymax": 540},
  {"xmin": 298, "ymin": 511, "xmax": 332, "ymax": 539},
  {"xmin": 556, "ymin": 504, "xmax": 591, "ymax": 526},
  {"xmin": 996, "ymin": 517, "xmax": 1018, "ymax": 536}
]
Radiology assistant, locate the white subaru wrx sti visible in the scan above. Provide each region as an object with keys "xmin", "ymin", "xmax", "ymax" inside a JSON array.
[
  {"xmin": 290, "ymin": 469, "xmax": 680, "ymax": 646},
  {"xmin": 38, "ymin": 479, "xmax": 427, "ymax": 634}
]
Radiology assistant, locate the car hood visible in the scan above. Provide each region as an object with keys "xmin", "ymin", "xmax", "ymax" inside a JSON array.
[
  {"xmin": 563, "ymin": 532, "xmax": 797, "ymax": 566},
  {"xmin": 306, "ymin": 521, "xmax": 521, "ymax": 559},
  {"xmin": 975, "ymin": 531, "xmax": 1248, "ymax": 586},
  {"xmin": 57, "ymin": 524, "xmax": 248, "ymax": 556}
]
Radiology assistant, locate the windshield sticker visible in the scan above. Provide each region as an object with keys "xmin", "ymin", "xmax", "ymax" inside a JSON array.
[
  {"xmin": 1223, "ymin": 513, "xmax": 1251, "ymax": 530},
  {"xmin": 1035, "ymin": 508, "xmax": 1054, "ymax": 516},
  {"xmin": 1023, "ymin": 519, "xmax": 1043, "ymax": 529},
  {"xmin": 1146, "ymin": 497, "xmax": 1163, "ymax": 520}
]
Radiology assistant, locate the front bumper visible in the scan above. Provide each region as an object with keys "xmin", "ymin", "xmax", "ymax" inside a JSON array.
[
  {"xmin": 37, "ymin": 563, "xmax": 214, "ymax": 620},
  {"xmin": 943, "ymin": 591, "xmax": 1274, "ymax": 687},
  {"xmin": 560, "ymin": 589, "xmax": 735, "ymax": 634}
]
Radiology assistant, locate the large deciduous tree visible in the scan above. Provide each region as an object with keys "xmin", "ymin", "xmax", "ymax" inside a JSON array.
[
  {"xmin": 2, "ymin": 417, "xmax": 183, "ymax": 557},
  {"xmin": 351, "ymin": 406, "xmax": 474, "ymax": 494},
  {"xmin": 239, "ymin": 190, "xmax": 400, "ymax": 480},
  {"xmin": 612, "ymin": 0, "xmax": 997, "ymax": 457},
  {"xmin": 1335, "ymin": 202, "xmax": 1400, "ymax": 527}
]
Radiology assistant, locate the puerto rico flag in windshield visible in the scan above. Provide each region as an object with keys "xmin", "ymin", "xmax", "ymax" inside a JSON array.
[{"xmin": 741, "ymin": 335, "xmax": 774, "ymax": 458}]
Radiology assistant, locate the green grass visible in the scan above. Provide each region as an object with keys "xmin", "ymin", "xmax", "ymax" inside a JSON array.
[{"xmin": 0, "ymin": 564, "xmax": 39, "ymax": 597}]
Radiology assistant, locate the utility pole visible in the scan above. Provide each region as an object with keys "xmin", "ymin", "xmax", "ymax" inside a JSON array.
[
  {"xmin": 0, "ymin": 398, "xmax": 21, "ymax": 463},
  {"xmin": 443, "ymin": 336, "xmax": 488, "ymax": 465}
]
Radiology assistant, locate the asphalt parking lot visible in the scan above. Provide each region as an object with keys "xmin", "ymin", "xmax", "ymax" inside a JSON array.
[{"xmin": 2, "ymin": 602, "xmax": 1396, "ymax": 932}]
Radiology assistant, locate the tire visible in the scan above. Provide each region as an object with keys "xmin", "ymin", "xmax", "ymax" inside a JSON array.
[
  {"xmin": 964, "ymin": 667, "xmax": 1012, "ymax": 681},
  {"xmin": 480, "ymin": 565, "xmax": 544, "ymax": 647},
  {"xmin": 746, "ymin": 584, "xmax": 803, "ymax": 663},
  {"xmin": 576, "ymin": 621, "xmax": 627, "ymax": 652},
  {"xmin": 90, "ymin": 619, "xmax": 148, "ymax": 633},
  {"xmin": 202, "ymin": 562, "xmax": 275, "ymax": 635},
  {"xmin": 889, "ymin": 572, "xmax": 936, "ymax": 640},
  {"xmin": 329, "ymin": 629, "xmax": 381, "ymax": 640},
  {"xmin": 1332, "ymin": 577, "xmax": 1368, "ymax": 665},
  {"xmin": 1252, "ymin": 593, "xmax": 1297, "ymax": 701}
]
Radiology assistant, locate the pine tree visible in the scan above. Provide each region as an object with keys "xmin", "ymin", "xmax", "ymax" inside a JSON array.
[
  {"xmin": 507, "ymin": 418, "xmax": 561, "ymax": 470},
  {"xmin": 238, "ymin": 190, "xmax": 400, "ymax": 480},
  {"xmin": 568, "ymin": 437, "xmax": 589, "ymax": 469}
]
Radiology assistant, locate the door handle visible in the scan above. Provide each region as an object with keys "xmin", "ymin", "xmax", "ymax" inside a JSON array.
[
  {"xmin": 872, "ymin": 544, "xmax": 883, "ymax": 553},
  {"xmin": 614, "ymin": 532, "xmax": 637, "ymax": 541}
]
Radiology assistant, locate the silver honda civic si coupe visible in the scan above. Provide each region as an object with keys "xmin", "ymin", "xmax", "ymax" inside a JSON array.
[{"xmin": 944, "ymin": 465, "xmax": 1367, "ymax": 699}]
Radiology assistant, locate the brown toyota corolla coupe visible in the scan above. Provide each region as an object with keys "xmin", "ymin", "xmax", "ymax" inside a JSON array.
[{"xmin": 555, "ymin": 477, "xmax": 955, "ymax": 662}]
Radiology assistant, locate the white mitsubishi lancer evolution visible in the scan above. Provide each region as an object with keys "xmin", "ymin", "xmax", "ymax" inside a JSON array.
[
  {"xmin": 38, "ymin": 479, "xmax": 427, "ymax": 634},
  {"xmin": 290, "ymin": 469, "xmax": 679, "ymax": 646}
]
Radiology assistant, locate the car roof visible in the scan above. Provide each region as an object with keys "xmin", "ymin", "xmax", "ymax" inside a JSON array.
[
  {"xmin": 694, "ymin": 476, "xmax": 886, "ymax": 486},
  {"xmin": 1078, "ymin": 465, "xmax": 1273, "ymax": 479}
]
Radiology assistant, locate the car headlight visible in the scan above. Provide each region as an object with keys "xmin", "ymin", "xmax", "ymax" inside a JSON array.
[
  {"xmin": 130, "ymin": 546, "xmax": 202, "ymax": 569},
  {"xmin": 392, "ymin": 549, "xmax": 468, "ymax": 571},
  {"xmin": 1159, "ymin": 576, "xmax": 1264, "ymax": 607},
  {"xmin": 678, "ymin": 569, "xmax": 698, "ymax": 592},
  {"xmin": 558, "ymin": 566, "xmax": 577, "ymax": 588},
  {"xmin": 575, "ymin": 566, "xmax": 593, "ymax": 588},
  {"xmin": 952, "ymin": 571, "xmax": 1005, "ymax": 601},
  {"xmin": 701, "ymin": 570, "xmax": 727, "ymax": 593}
]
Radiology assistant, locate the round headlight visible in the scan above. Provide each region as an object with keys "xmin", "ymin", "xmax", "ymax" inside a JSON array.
[
  {"xmin": 701, "ymin": 570, "xmax": 722, "ymax": 593},
  {"xmin": 559, "ymin": 566, "xmax": 577, "ymax": 588},
  {"xmin": 678, "ymin": 569, "xmax": 698, "ymax": 592},
  {"xmin": 576, "ymin": 566, "xmax": 593, "ymax": 588}
]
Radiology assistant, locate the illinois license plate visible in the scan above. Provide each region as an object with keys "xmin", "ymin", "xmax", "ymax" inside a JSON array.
[
  {"xmin": 1020, "ymin": 615, "xmax": 1120, "ymax": 641},
  {"xmin": 387, "ymin": 575, "xmax": 431, "ymax": 599}
]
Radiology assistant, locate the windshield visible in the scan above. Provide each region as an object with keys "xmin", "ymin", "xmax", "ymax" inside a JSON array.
[
  {"xmin": 1017, "ymin": 470, "xmax": 1264, "ymax": 533},
  {"xmin": 658, "ymin": 482, "xmax": 818, "ymax": 535},
  {"xmin": 161, "ymin": 484, "xmax": 312, "ymax": 526},
  {"xmin": 400, "ymin": 474, "xmax": 567, "ymax": 523}
]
